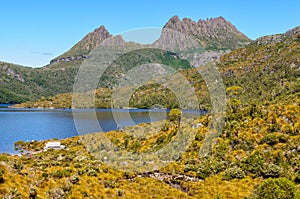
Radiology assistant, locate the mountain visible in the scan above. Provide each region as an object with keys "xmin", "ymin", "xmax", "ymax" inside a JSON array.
[
  {"xmin": 0, "ymin": 26, "xmax": 113, "ymax": 103},
  {"xmin": 13, "ymin": 25, "xmax": 300, "ymax": 110},
  {"xmin": 154, "ymin": 16, "xmax": 251, "ymax": 51},
  {"xmin": 1, "ymin": 16, "xmax": 251, "ymax": 103},
  {"xmin": 49, "ymin": 16, "xmax": 251, "ymax": 66},
  {"xmin": 50, "ymin": 25, "xmax": 112, "ymax": 65}
]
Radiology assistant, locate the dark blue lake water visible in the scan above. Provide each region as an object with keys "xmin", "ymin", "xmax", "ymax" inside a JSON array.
[{"xmin": 0, "ymin": 104, "xmax": 201, "ymax": 154}]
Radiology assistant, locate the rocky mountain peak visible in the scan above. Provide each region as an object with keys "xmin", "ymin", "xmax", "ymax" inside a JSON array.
[
  {"xmin": 67, "ymin": 25, "xmax": 112, "ymax": 54},
  {"xmin": 51, "ymin": 16, "xmax": 252, "ymax": 65},
  {"xmin": 164, "ymin": 15, "xmax": 181, "ymax": 27},
  {"xmin": 51, "ymin": 25, "xmax": 113, "ymax": 63},
  {"xmin": 157, "ymin": 15, "xmax": 251, "ymax": 51}
]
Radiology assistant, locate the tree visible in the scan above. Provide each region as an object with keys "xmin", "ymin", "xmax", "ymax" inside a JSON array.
[
  {"xmin": 248, "ymin": 178, "xmax": 299, "ymax": 199},
  {"xmin": 169, "ymin": 108, "xmax": 182, "ymax": 128},
  {"xmin": 14, "ymin": 140, "xmax": 26, "ymax": 154},
  {"xmin": 0, "ymin": 166, "xmax": 5, "ymax": 183}
]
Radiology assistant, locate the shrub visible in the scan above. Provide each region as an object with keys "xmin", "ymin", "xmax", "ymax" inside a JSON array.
[
  {"xmin": 104, "ymin": 180, "xmax": 116, "ymax": 188},
  {"xmin": 294, "ymin": 171, "xmax": 300, "ymax": 184},
  {"xmin": 249, "ymin": 178, "xmax": 299, "ymax": 199},
  {"xmin": 184, "ymin": 164, "xmax": 198, "ymax": 173},
  {"xmin": 195, "ymin": 132, "xmax": 205, "ymax": 141},
  {"xmin": 156, "ymin": 135, "xmax": 166, "ymax": 145},
  {"xmin": 123, "ymin": 171, "xmax": 136, "ymax": 179},
  {"xmin": 161, "ymin": 122, "xmax": 170, "ymax": 131},
  {"xmin": 196, "ymin": 157, "xmax": 225, "ymax": 179},
  {"xmin": 87, "ymin": 169, "xmax": 98, "ymax": 177},
  {"xmin": 70, "ymin": 175, "xmax": 80, "ymax": 184},
  {"xmin": 222, "ymin": 166, "xmax": 245, "ymax": 180},
  {"xmin": 259, "ymin": 133, "xmax": 288, "ymax": 146},
  {"xmin": 5, "ymin": 189, "xmax": 22, "ymax": 199},
  {"xmin": 293, "ymin": 123, "xmax": 300, "ymax": 135},
  {"xmin": 261, "ymin": 163, "xmax": 284, "ymax": 178},
  {"xmin": 0, "ymin": 155, "xmax": 9, "ymax": 162},
  {"xmin": 42, "ymin": 172, "xmax": 49, "ymax": 178},
  {"xmin": 13, "ymin": 161, "xmax": 23, "ymax": 172},
  {"xmin": 168, "ymin": 108, "xmax": 182, "ymax": 127},
  {"xmin": 129, "ymin": 141, "xmax": 141, "ymax": 152},
  {"xmin": 0, "ymin": 167, "xmax": 5, "ymax": 183},
  {"xmin": 53, "ymin": 168, "xmax": 72, "ymax": 178},
  {"xmin": 281, "ymin": 124, "xmax": 295, "ymax": 135},
  {"xmin": 116, "ymin": 189, "xmax": 125, "ymax": 197},
  {"xmin": 215, "ymin": 193, "xmax": 224, "ymax": 199},
  {"xmin": 242, "ymin": 151, "xmax": 265, "ymax": 176}
]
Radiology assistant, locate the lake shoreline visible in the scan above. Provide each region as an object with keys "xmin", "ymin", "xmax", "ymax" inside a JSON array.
[{"xmin": 0, "ymin": 105, "xmax": 203, "ymax": 154}]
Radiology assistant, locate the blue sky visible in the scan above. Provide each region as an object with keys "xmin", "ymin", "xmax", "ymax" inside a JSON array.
[{"xmin": 1, "ymin": 0, "xmax": 300, "ymax": 67}]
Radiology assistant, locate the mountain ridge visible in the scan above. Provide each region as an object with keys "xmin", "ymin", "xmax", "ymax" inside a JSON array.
[
  {"xmin": 50, "ymin": 16, "xmax": 251, "ymax": 65},
  {"xmin": 12, "ymin": 22, "xmax": 300, "ymax": 109},
  {"xmin": 154, "ymin": 15, "xmax": 251, "ymax": 51},
  {"xmin": 1, "ymin": 16, "xmax": 297, "ymax": 104}
]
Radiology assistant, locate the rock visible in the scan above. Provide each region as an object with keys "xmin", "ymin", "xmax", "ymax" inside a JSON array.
[
  {"xmin": 154, "ymin": 16, "xmax": 251, "ymax": 51},
  {"xmin": 50, "ymin": 25, "xmax": 112, "ymax": 64}
]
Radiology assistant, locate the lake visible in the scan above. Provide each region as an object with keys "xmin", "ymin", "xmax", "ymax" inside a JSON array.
[{"xmin": 0, "ymin": 104, "xmax": 202, "ymax": 154}]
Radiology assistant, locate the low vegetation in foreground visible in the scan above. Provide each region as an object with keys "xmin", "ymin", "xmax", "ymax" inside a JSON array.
[{"xmin": 1, "ymin": 94, "xmax": 300, "ymax": 198}]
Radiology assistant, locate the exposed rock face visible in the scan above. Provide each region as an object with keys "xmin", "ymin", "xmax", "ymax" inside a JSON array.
[
  {"xmin": 51, "ymin": 16, "xmax": 251, "ymax": 65},
  {"xmin": 69, "ymin": 25, "xmax": 112, "ymax": 53},
  {"xmin": 154, "ymin": 15, "xmax": 251, "ymax": 51},
  {"xmin": 1, "ymin": 64, "xmax": 24, "ymax": 82},
  {"xmin": 50, "ymin": 55, "xmax": 88, "ymax": 64},
  {"xmin": 50, "ymin": 26, "xmax": 112, "ymax": 64}
]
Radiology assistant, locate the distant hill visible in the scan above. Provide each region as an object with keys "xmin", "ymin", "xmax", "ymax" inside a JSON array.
[
  {"xmin": 0, "ymin": 62, "xmax": 39, "ymax": 103},
  {"xmin": 0, "ymin": 60, "xmax": 82, "ymax": 103}
]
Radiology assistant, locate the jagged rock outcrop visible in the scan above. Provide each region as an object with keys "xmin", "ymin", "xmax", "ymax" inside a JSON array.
[
  {"xmin": 71, "ymin": 25, "xmax": 112, "ymax": 52},
  {"xmin": 51, "ymin": 16, "xmax": 251, "ymax": 65},
  {"xmin": 154, "ymin": 15, "xmax": 251, "ymax": 51},
  {"xmin": 50, "ymin": 55, "xmax": 88, "ymax": 64}
]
